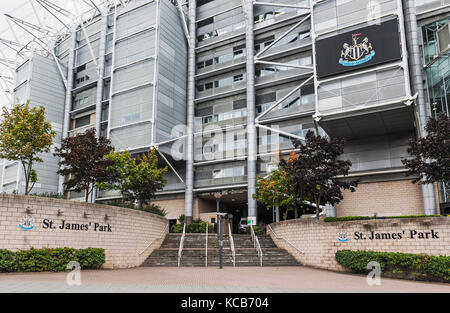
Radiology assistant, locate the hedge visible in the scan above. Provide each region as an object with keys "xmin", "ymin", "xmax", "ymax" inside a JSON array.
[
  {"xmin": 324, "ymin": 215, "xmax": 443, "ymax": 223},
  {"xmin": 0, "ymin": 248, "xmax": 105, "ymax": 273},
  {"xmin": 336, "ymin": 250, "xmax": 450, "ymax": 283},
  {"xmin": 171, "ymin": 221, "xmax": 214, "ymax": 234}
]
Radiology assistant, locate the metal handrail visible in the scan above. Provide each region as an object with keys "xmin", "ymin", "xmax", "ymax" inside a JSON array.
[
  {"xmin": 138, "ymin": 223, "xmax": 169, "ymax": 255},
  {"xmin": 250, "ymin": 226, "xmax": 263, "ymax": 267},
  {"xmin": 228, "ymin": 223, "xmax": 236, "ymax": 267},
  {"xmin": 267, "ymin": 224, "xmax": 304, "ymax": 254},
  {"xmin": 177, "ymin": 223, "xmax": 186, "ymax": 267},
  {"xmin": 205, "ymin": 222, "xmax": 209, "ymax": 268}
]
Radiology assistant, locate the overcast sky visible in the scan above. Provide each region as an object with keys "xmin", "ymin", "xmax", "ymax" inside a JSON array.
[{"xmin": 0, "ymin": 0, "xmax": 28, "ymax": 109}]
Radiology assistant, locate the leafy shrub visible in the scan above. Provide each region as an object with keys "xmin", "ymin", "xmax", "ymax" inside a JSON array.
[
  {"xmin": 171, "ymin": 224, "xmax": 185, "ymax": 233},
  {"xmin": 0, "ymin": 248, "xmax": 105, "ymax": 273},
  {"xmin": 325, "ymin": 215, "xmax": 443, "ymax": 223},
  {"xmin": 245, "ymin": 225, "xmax": 266, "ymax": 236},
  {"xmin": 171, "ymin": 221, "xmax": 214, "ymax": 234},
  {"xmin": 336, "ymin": 250, "xmax": 450, "ymax": 283},
  {"xmin": 104, "ymin": 201, "xmax": 167, "ymax": 217},
  {"xmin": 31, "ymin": 192, "xmax": 65, "ymax": 199}
]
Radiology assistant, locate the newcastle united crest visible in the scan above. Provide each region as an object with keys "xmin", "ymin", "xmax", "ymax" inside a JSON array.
[
  {"xmin": 338, "ymin": 231, "xmax": 349, "ymax": 243},
  {"xmin": 339, "ymin": 33, "xmax": 376, "ymax": 67},
  {"xmin": 19, "ymin": 215, "xmax": 35, "ymax": 231}
]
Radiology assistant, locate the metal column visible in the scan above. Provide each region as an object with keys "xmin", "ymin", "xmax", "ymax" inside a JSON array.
[
  {"xmin": 58, "ymin": 29, "xmax": 77, "ymax": 195},
  {"xmin": 92, "ymin": 7, "xmax": 109, "ymax": 203},
  {"xmin": 403, "ymin": 0, "xmax": 437, "ymax": 215},
  {"xmin": 95, "ymin": 8, "xmax": 108, "ymax": 137},
  {"xmin": 184, "ymin": 0, "xmax": 196, "ymax": 225},
  {"xmin": 245, "ymin": 0, "xmax": 258, "ymax": 222}
]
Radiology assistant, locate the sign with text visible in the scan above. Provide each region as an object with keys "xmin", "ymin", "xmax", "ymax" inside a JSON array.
[
  {"xmin": 316, "ymin": 19, "xmax": 402, "ymax": 78},
  {"xmin": 338, "ymin": 229, "xmax": 440, "ymax": 242},
  {"xmin": 19, "ymin": 216, "xmax": 113, "ymax": 233}
]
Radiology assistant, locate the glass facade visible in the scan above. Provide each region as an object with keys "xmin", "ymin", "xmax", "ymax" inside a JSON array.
[
  {"xmin": 423, "ymin": 18, "xmax": 450, "ymax": 117},
  {"xmin": 423, "ymin": 17, "xmax": 450, "ymax": 207}
]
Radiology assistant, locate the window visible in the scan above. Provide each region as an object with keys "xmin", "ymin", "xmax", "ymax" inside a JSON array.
[
  {"xmin": 198, "ymin": 0, "xmax": 214, "ymax": 7},
  {"xmin": 74, "ymin": 115, "xmax": 91, "ymax": 129},
  {"xmin": 198, "ymin": 17, "xmax": 214, "ymax": 28},
  {"xmin": 234, "ymin": 46, "xmax": 246, "ymax": 59},
  {"xmin": 234, "ymin": 74, "xmax": 244, "ymax": 82}
]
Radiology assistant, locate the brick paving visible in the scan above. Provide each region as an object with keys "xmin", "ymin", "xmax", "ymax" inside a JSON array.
[{"xmin": 0, "ymin": 267, "xmax": 448, "ymax": 293}]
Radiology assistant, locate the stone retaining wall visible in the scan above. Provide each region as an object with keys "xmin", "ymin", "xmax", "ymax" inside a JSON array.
[
  {"xmin": 0, "ymin": 194, "xmax": 169, "ymax": 269},
  {"xmin": 268, "ymin": 217, "xmax": 449, "ymax": 271}
]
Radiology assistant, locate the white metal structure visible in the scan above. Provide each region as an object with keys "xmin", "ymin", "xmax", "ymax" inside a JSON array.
[
  {"xmin": 250, "ymin": 225, "xmax": 263, "ymax": 267},
  {"xmin": 177, "ymin": 223, "xmax": 186, "ymax": 267},
  {"xmin": 228, "ymin": 223, "xmax": 236, "ymax": 267}
]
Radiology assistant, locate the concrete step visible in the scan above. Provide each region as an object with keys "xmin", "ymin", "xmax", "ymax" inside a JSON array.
[{"xmin": 143, "ymin": 233, "xmax": 300, "ymax": 267}]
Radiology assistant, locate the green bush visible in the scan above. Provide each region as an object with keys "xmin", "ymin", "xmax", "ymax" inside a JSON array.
[
  {"xmin": 325, "ymin": 215, "xmax": 443, "ymax": 223},
  {"xmin": 336, "ymin": 250, "xmax": 450, "ymax": 283},
  {"xmin": 104, "ymin": 201, "xmax": 167, "ymax": 217},
  {"xmin": 0, "ymin": 248, "xmax": 105, "ymax": 273},
  {"xmin": 171, "ymin": 221, "xmax": 214, "ymax": 234},
  {"xmin": 171, "ymin": 224, "xmax": 185, "ymax": 233},
  {"xmin": 31, "ymin": 192, "xmax": 65, "ymax": 199}
]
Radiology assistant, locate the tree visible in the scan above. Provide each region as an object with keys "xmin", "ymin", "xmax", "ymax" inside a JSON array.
[
  {"xmin": 402, "ymin": 114, "xmax": 450, "ymax": 185},
  {"xmin": 0, "ymin": 101, "xmax": 56, "ymax": 195},
  {"xmin": 99, "ymin": 148, "xmax": 168, "ymax": 208},
  {"xmin": 281, "ymin": 131, "xmax": 358, "ymax": 219},
  {"xmin": 54, "ymin": 129, "xmax": 116, "ymax": 202},
  {"xmin": 255, "ymin": 155, "xmax": 303, "ymax": 221}
]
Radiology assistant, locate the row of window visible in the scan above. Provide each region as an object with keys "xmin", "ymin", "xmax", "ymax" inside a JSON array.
[
  {"xmin": 201, "ymin": 107, "xmax": 248, "ymax": 125},
  {"xmin": 197, "ymin": 21, "xmax": 245, "ymax": 42},
  {"xmin": 197, "ymin": 36, "xmax": 274, "ymax": 70},
  {"xmin": 73, "ymin": 95, "xmax": 93, "ymax": 110},
  {"xmin": 200, "ymin": 92, "xmax": 314, "ymax": 126},
  {"xmin": 256, "ymin": 56, "xmax": 312, "ymax": 78},
  {"xmin": 197, "ymin": 0, "xmax": 308, "ymax": 43},
  {"xmin": 196, "ymin": 55, "xmax": 311, "ymax": 94},
  {"xmin": 75, "ymin": 75, "xmax": 91, "ymax": 86},
  {"xmin": 196, "ymin": 74, "xmax": 246, "ymax": 93},
  {"xmin": 197, "ymin": 31, "xmax": 311, "ymax": 71},
  {"xmin": 212, "ymin": 166, "xmax": 245, "ymax": 179}
]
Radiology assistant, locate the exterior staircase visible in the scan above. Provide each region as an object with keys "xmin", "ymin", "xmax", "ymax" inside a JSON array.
[{"xmin": 142, "ymin": 233, "xmax": 300, "ymax": 267}]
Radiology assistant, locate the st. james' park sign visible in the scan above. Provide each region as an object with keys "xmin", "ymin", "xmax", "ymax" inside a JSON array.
[
  {"xmin": 19, "ymin": 215, "xmax": 113, "ymax": 233},
  {"xmin": 316, "ymin": 18, "xmax": 402, "ymax": 78},
  {"xmin": 338, "ymin": 229, "xmax": 440, "ymax": 243}
]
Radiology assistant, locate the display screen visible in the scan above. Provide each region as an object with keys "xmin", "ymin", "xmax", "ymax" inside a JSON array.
[{"xmin": 316, "ymin": 19, "xmax": 402, "ymax": 79}]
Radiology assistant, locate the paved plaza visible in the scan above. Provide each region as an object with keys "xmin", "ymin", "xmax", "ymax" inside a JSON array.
[{"xmin": 0, "ymin": 267, "xmax": 448, "ymax": 293}]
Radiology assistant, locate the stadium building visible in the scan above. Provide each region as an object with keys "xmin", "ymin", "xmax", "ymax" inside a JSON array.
[{"xmin": 0, "ymin": 0, "xmax": 448, "ymax": 227}]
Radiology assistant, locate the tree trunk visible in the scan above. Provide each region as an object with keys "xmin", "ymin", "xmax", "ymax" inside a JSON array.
[
  {"xmin": 276, "ymin": 206, "xmax": 280, "ymax": 223},
  {"xmin": 294, "ymin": 207, "xmax": 299, "ymax": 219},
  {"xmin": 315, "ymin": 194, "xmax": 321, "ymax": 219},
  {"xmin": 22, "ymin": 163, "xmax": 29, "ymax": 195},
  {"xmin": 85, "ymin": 187, "xmax": 90, "ymax": 203}
]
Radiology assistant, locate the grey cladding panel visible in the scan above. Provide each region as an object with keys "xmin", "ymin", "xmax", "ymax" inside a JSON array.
[{"xmin": 156, "ymin": 0, "xmax": 188, "ymax": 146}]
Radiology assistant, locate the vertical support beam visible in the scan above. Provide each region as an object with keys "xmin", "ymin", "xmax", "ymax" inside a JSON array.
[
  {"xmin": 92, "ymin": 6, "xmax": 109, "ymax": 203},
  {"xmin": 325, "ymin": 204, "xmax": 336, "ymax": 218},
  {"xmin": 403, "ymin": 0, "xmax": 437, "ymax": 215},
  {"xmin": 184, "ymin": 0, "xmax": 196, "ymax": 225},
  {"xmin": 0, "ymin": 162, "xmax": 5, "ymax": 193},
  {"xmin": 95, "ymin": 8, "xmax": 108, "ymax": 137},
  {"xmin": 245, "ymin": 0, "xmax": 258, "ymax": 222},
  {"xmin": 152, "ymin": 0, "xmax": 161, "ymax": 146},
  {"xmin": 310, "ymin": 0, "xmax": 321, "ymax": 122},
  {"xmin": 107, "ymin": 4, "xmax": 118, "ymax": 140},
  {"xmin": 58, "ymin": 29, "xmax": 77, "ymax": 194}
]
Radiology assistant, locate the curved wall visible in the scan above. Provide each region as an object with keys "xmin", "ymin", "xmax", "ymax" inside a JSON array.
[
  {"xmin": 0, "ymin": 194, "xmax": 169, "ymax": 269},
  {"xmin": 268, "ymin": 217, "xmax": 449, "ymax": 272}
]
